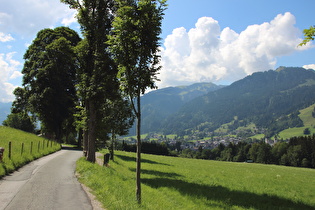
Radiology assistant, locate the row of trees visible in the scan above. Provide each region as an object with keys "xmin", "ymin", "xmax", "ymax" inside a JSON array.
[
  {"xmin": 4, "ymin": 0, "xmax": 166, "ymax": 203},
  {"xmin": 179, "ymin": 136, "xmax": 315, "ymax": 168}
]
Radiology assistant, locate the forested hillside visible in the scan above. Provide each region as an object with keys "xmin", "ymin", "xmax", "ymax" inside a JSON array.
[
  {"xmin": 160, "ymin": 67, "xmax": 315, "ymax": 137},
  {"xmin": 129, "ymin": 82, "xmax": 224, "ymax": 135}
]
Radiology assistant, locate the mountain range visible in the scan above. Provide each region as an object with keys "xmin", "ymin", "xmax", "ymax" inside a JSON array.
[{"xmin": 137, "ymin": 67, "xmax": 315, "ymax": 138}]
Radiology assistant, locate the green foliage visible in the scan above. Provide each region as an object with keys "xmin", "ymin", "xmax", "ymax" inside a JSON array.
[
  {"xmin": 108, "ymin": 0, "xmax": 167, "ymax": 97},
  {"xmin": 2, "ymin": 112, "xmax": 35, "ymax": 133},
  {"xmin": 304, "ymin": 128, "xmax": 311, "ymax": 135},
  {"xmin": 122, "ymin": 141, "xmax": 169, "ymax": 155},
  {"xmin": 299, "ymin": 26, "xmax": 315, "ymax": 46},
  {"xmin": 61, "ymin": 0, "xmax": 119, "ymax": 162},
  {"xmin": 19, "ymin": 27, "xmax": 81, "ymax": 141},
  {"xmin": 0, "ymin": 126, "xmax": 61, "ymax": 177},
  {"xmin": 174, "ymin": 134, "xmax": 315, "ymax": 169},
  {"xmin": 76, "ymin": 150, "xmax": 315, "ymax": 209}
]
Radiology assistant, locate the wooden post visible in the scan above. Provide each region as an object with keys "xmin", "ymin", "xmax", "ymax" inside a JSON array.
[
  {"xmin": 0, "ymin": 147, "xmax": 4, "ymax": 162},
  {"xmin": 30, "ymin": 142, "xmax": 33, "ymax": 154},
  {"xmin": 21, "ymin": 143, "xmax": 24, "ymax": 155},
  {"xmin": 38, "ymin": 141, "xmax": 40, "ymax": 152},
  {"xmin": 8, "ymin": 141, "xmax": 11, "ymax": 159}
]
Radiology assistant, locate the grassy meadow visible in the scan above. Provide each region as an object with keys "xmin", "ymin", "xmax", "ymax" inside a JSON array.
[
  {"xmin": 76, "ymin": 150, "xmax": 315, "ymax": 210},
  {"xmin": 0, "ymin": 126, "xmax": 61, "ymax": 177}
]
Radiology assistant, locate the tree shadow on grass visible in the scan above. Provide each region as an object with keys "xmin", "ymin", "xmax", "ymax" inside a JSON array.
[
  {"xmin": 115, "ymin": 154, "xmax": 171, "ymax": 166},
  {"xmin": 142, "ymin": 178, "xmax": 315, "ymax": 210},
  {"xmin": 128, "ymin": 168, "xmax": 183, "ymax": 178}
]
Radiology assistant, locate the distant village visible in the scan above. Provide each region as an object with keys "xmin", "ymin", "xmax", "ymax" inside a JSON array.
[{"xmin": 121, "ymin": 131, "xmax": 278, "ymax": 151}]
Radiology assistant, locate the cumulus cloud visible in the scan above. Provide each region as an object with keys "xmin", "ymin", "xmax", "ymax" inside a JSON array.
[
  {"xmin": 0, "ymin": 0, "xmax": 76, "ymax": 37},
  {"xmin": 0, "ymin": 52, "xmax": 22, "ymax": 102},
  {"xmin": 303, "ymin": 64, "xmax": 315, "ymax": 70},
  {"xmin": 158, "ymin": 12, "xmax": 310, "ymax": 88}
]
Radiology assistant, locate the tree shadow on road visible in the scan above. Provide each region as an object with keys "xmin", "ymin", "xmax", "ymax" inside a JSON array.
[{"xmin": 61, "ymin": 145, "xmax": 83, "ymax": 151}]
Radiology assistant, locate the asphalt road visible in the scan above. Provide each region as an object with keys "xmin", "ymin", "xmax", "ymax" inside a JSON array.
[{"xmin": 0, "ymin": 149, "xmax": 93, "ymax": 210}]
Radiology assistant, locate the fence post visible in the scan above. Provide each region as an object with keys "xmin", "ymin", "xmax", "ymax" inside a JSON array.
[
  {"xmin": 30, "ymin": 142, "xmax": 33, "ymax": 154},
  {"xmin": 42, "ymin": 140, "xmax": 44, "ymax": 149},
  {"xmin": 47, "ymin": 140, "xmax": 49, "ymax": 147},
  {"xmin": 21, "ymin": 143, "xmax": 24, "ymax": 155},
  {"xmin": 38, "ymin": 141, "xmax": 40, "ymax": 152},
  {"xmin": 8, "ymin": 141, "xmax": 11, "ymax": 159}
]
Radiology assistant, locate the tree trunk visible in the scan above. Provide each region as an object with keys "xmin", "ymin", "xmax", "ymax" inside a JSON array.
[
  {"xmin": 87, "ymin": 99, "xmax": 96, "ymax": 162},
  {"xmin": 83, "ymin": 104, "xmax": 89, "ymax": 157},
  {"xmin": 78, "ymin": 129, "xmax": 83, "ymax": 149},
  {"xmin": 110, "ymin": 132, "xmax": 115, "ymax": 161},
  {"xmin": 136, "ymin": 95, "xmax": 141, "ymax": 204},
  {"xmin": 83, "ymin": 129, "xmax": 88, "ymax": 156}
]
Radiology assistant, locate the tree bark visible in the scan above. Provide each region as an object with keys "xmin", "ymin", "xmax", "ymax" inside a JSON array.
[
  {"xmin": 87, "ymin": 99, "xmax": 96, "ymax": 163},
  {"xmin": 110, "ymin": 132, "xmax": 115, "ymax": 161},
  {"xmin": 78, "ymin": 129, "xmax": 82, "ymax": 148},
  {"xmin": 83, "ymin": 104, "xmax": 89, "ymax": 157},
  {"xmin": 136, "ymin": 95, "xmax": 141, "ymax": 204}
]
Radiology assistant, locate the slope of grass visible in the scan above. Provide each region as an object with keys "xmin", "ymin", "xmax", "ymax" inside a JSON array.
[
  {"xmin": 0, "ymin": 126, "xmax": 61, "ymax": 177},
  {"xmin": 278, "ymin": 104, "xmax": 315, "ymax": 139},
  {"xmin": 76, "ymin": 150, "xmax": 315, "ymax": 210}
]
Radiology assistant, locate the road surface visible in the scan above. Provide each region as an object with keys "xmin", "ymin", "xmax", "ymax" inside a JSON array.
[{"xmin": 0, "ymin": 149, "xmax": 93, "ymax": 210}]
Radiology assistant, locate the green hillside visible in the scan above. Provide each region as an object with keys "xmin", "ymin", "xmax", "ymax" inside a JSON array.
[
  {"xmin": 278, "ymin": 104, "xmax": 315, "ymax": 139},
  {"xmin": 77, "ymin": 150, "xmax": 315, "ymax": 209},
  {"xmin": 0, "ymin": 126, "xmax": 61, "ymax": 177},
  {"xmin": 128, "ymin": 82, "xmax": 224, "ymax": 135},
  {"xmin": 162, "ymin": 67, "xmax": 315, "ymax": 137}
]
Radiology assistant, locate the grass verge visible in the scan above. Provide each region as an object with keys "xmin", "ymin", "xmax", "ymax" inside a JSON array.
[
  {"xmin": 76, "ymin": 150, "xmax": 315, "ymax": 210},
  {"xmin": 0, "ymin": 126, "xmax": 61, "ymax": 177}
]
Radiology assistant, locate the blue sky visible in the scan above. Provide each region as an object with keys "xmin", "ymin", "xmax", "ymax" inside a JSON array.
[{"xmin": 0, "ymin": 0, "xmax": 314, "ymax": 102}]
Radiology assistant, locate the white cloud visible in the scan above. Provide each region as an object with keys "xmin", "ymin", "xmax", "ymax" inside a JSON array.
[
  {"xmin": 158, "ymin": 12, "xmax": 311, "ymax": 88},
  {"xmin": 303, "ymin": 64, "xmax": 315, "ymax": 70},
  {"xmin": 61, "ymin": 10, "xmax": 77, "ymax": 26},
  {"xmin": 0, "ymin": 0, "xmax": 76, "ymax": 37},
  {"xmin": 0, "ymin": 52, "xmax": 22, "ymax": 102},
  {"xmin": 0, "ymin": 32, "xmax": 14, "ymax": 42}
]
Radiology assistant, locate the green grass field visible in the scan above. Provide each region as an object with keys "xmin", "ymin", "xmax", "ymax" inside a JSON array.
[
  {"xmin": 0, "ymin": 126, "xmax": 61, "ymax": 177},
  {"xmin": 76, "ymin": 150, "xmax": 315, "ymax": 210}
]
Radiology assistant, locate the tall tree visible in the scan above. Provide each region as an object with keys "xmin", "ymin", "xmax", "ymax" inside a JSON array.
[
  {"xmin": 20, "ymin": 27, "xmax": 80, "ymax": 142},
  {"xmin": 61, "ymin": 0, "xmax": 118, "ymax": 162},
  {"xmin": 108, "ymin": 0, "xmax": 167, "ymax": 203}
]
